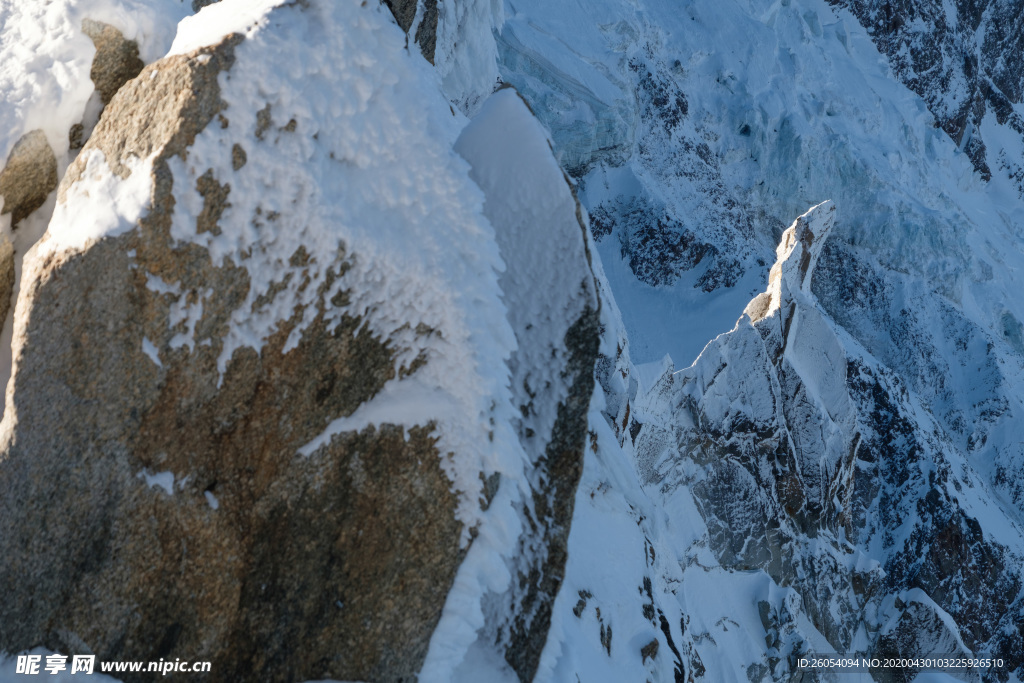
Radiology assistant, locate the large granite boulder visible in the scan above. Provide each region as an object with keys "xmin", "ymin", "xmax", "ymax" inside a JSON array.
[{"xmin": 0, "ymin": 2, "xmax": 599, "ymax": 681}]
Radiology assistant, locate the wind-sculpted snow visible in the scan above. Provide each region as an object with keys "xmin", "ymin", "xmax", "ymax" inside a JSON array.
[
  {"xmin": 525, "ymin": 197, "xmax": 1024, "ymax": 682},
  {"xmin": 532, "ymin": 205, "xmax": 859, "ymax": 682},
  {"xmin": 493, "ymin": 0, "xmax": 1024, "ymax": 368},
  {"xmin": 498, "ymin": 19, "xmax": 765, "ymax": 300},
  {"xmin": 0, "ymin": 0, "xmax": 1022, "ymax": 677}
]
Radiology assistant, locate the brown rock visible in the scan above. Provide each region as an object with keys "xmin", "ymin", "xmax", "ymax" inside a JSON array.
[
  {"xmin": 82, "ymin": 19, "xmax": 146, "ymax": 106},
  {"xmin": 195, "ymin": 169, "xmax": 230, "ymax": 235},
  {"xmin": 0, "ymin": 236, "xmax": 13, "ymax": 329},
  {"xmin": 416, "ymin": 0, "xmax": 439, "ymax": 63},
  {"xmin": 69, "ymin": 123, "xmax": 85, "ymax": 151},
  {"xmin": 231, "ymin": 143, "xmax": 247, "ymax": 170},
  {"xmin": 0, "ymin": 129, "xmax": 58, "ymax": 227},
  {"xmin": 0, "ymin": 27, "xmax": 464, "ymax": 683},
  {"xmin": 382, "ymin": 0, "xmax": 417, "ymax": 33},
  {"xmin": 641, "ymin": 638, "xmax": 659, "ymax": 663}
]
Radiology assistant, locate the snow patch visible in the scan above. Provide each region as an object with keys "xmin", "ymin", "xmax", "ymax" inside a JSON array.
[
  {"xmin": 39, "ymin": 151, "xmax": 154, "ymax": 254},
  {"xmin": 167, "ymin": 0, "xmax": 284, "ymax": 57},
  {"xmin": 141, "ymin": 337, "xmax": 161, "ymax": 367},
  {"xmin": 138, "ymin": 469, "xmax": 174, "ymax": 495}
]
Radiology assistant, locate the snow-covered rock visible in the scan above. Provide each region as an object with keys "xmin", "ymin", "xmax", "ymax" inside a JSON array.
[
  {"xmin": 0, "ymin": 2, "xmax": 599, "ymax": 681},
  {"xmin": 450, "ymin": 87, "xmax": 600, "ymax": 681},
  {"xmin": 487, "ymin": 0, "xmax": 1024, "ymax": 676},
  {"xmin": 833, "ymin": 0, "xmax": 1024, "ymax": 189}
]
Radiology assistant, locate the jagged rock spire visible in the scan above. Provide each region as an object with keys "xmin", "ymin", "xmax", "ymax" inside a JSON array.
[{"xmin": 745, "ymin": 199, "xmax": 835, "ymax": 325}]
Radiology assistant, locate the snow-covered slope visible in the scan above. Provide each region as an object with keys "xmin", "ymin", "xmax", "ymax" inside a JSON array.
[
  {"xmin": 483, "ymin": 0, "xmax": 1024, "ymax": 678},
  {"xmin": 833, "ymin": 0, "xmax": 1024, "ymax": 189}
]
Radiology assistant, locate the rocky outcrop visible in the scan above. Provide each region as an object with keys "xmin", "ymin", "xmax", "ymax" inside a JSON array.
[
  {"xmin": 0, "ymin": 127, "xmax": 53, "ymax": 343},
  {"xmin": 502, "ymin": 43, "xmax": 764, "ymax": 294},
  {"xmin": 630, "ymin": 201, "xmax": 1024, "ymax": 679},
  {"xmin": 0, "ymin": 3, "xmax": 605, "ymax": 681},
  {"xmin": 0, "ymin": 236, "xmax": 13, "ymax": 331},
  {"xmin": 455, "ymin": 88, "xmax": 600, "ymax": 681},
  {"xmin": 0, "ymin": 24, "xmax": 466, "ymax": 683},
  {"xmin": 82, "ymin": 19, "xmax": 146, "ymax": 106},
  {"xmin": 382, "ymin": 0, "xmax": 439, "ymax": 63},
  {"xmin": 0, "ymin": 130, "xmax": 58, "ymax": 228},
  {"xmin": 831, "ymin": 0, "xmax": 1024, "ymax": 186},
  {"xmin": 6, "ymin": 0, "xmax": 1021, "ymax": 680}
]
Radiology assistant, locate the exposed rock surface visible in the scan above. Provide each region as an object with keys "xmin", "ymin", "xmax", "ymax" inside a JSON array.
[
  {"xmin": 382, "ymin": 0, "xmax": 439, "ymax": 63},
  {"xmin": 0, "ymin": 236, "xmax": 13, "ymax": 330},
  {"xmin": 830, "ymin": 0, "xmax": 1024, "ymax": 185},
  {"xmin": 487, "ymin": 9, "xmax": 1024, "ymax": 679},
  {"xmin": 500, "ymin": 34, "xmax": 765, "ymax": 295},
  {"xmin": 1, "ymin": 0, "xmax": 1023, "ymax": 680},
  {"xmin": 0, "ymin": 1, "xmax": 198, "ymax": 403},
  {"xmin": 82, "ymin": 19, "xmax": 145, "ymax": 106},
  {"xmin": 0, "ymin": 130, "xmax": 58, "ymax": 227},
  {"xmin": 0, "ymin": 3, "xmax": 602, "ymax": 682},
  {"xmin": 0, "ymin": 0, "xmax": 193, "ymax": 180},
  {"xmin": 635, "ymin": 202, "xmax": 1024, "ymax": 679},
  {"xmin": 0, "ymin": 24, "xmax": 465, "ymax": 683}
]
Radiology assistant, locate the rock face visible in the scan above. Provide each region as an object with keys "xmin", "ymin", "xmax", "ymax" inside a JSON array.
[
  {"xmin": 644, "ymin": 203, "xmax": 867, "ymax": 651},
  {"xmin": 484, "ymin": 2, "xmax": 1024, "ymax": 677},
  {"xmin": 0, "ymin": 3, "xmax": 599, "ymax": 682},
  {"xmin": 0, "ymin": 127, "xmax": 54, "ymax": 338},
  {"xmin": 0, "ymin": 236, "xmax": 13, "ymax": 332},
  {"xmin": 0, "ymin": 1, "xmax": 206, "ymax": 391},
  {"xmin": 831, "ymin": 0, "xmax": 1024, "ymax": 184},
  {"xmin": 381, "ymin": 0, "xmax": 439, "ymax": 63},
  {"xmin": 0, "ymin": 25, "xmax": 462, "ymax": 683},
  {"xmin": 0, "ymin": 130, "xmax": 58, "ymax": 228},
  {"xmin": 501, "ymin": 36, "xmax": 764, "ymax": 294},
  {"xmin": 635, "ymin": 201, "xmax": 1024, "ymax": 679},
  {"xmin": 3, "ymin": 0, "xmax": 1024, "ymax": 680}
]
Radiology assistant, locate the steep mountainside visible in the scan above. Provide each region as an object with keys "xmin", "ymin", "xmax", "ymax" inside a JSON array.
[
  {"xmin": 483, "ymin": 0, "xmax": 1024, "ymax": 679},
  {"xmin": 834, "ymin": 0, "xmax": 1024, "ymax": 188}
]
